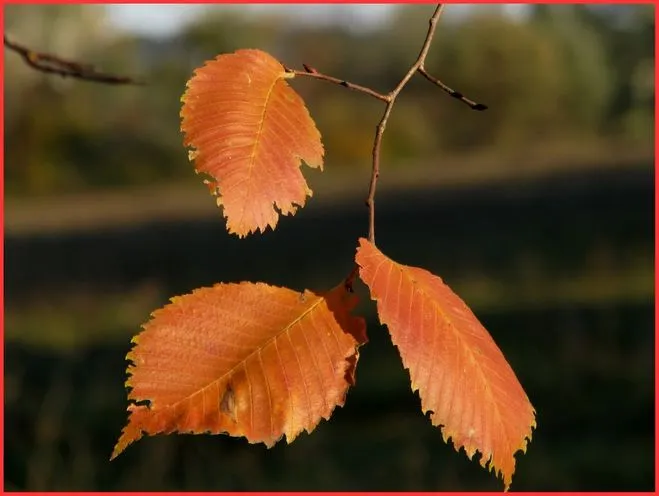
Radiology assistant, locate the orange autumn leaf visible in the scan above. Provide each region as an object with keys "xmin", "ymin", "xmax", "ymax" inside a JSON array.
[
  {"xmin": 111, "ymin": 282, "xmax": 366, "ymax": 459},
  {"xmin": 355, "ymin": 238, "xmax": 535, "ymax": 490},
  {"xmin": 181, "ymin": 49, "xmax": 324, "ymax": 237}
]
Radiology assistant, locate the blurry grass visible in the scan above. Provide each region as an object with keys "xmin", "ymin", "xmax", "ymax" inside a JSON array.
[
  {"xmin": 5, "ymin": 151, "xmax": 652, "ymax": 352},
  {"xmin": 6, "ymin": 263, "xmax": 652, "ymax": 352},
  {"xmin": 5, "ymin": 149, "xmax": 651, "ymax": 236},
  {"xmin": 5, "ymin": 282, "xmax": 165, "ymax": 352},
  {"xmin": 453, "ymin": 261, "xmax": 653, "ymax": 312}
]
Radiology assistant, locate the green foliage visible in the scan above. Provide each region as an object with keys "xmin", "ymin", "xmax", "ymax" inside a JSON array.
[
  {"xmin": 426, "ymin": 12, "xmax": 570, "ymax": 150},
  {"xmin": 528, "ymin": 5, "xmax": 613, "ymax": 132},
  {"xmin": 4, "ymin": 4, "xmax": 653, "ymax": 196}
]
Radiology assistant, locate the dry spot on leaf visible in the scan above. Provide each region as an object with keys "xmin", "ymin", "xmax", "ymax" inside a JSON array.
[
  {"xmin": 112, "ymin": 281, "xmax": 366, "ymax": 459},
  {"xmin": 356, "ymin": 238, "xmax": 535, "ymax": 490}
]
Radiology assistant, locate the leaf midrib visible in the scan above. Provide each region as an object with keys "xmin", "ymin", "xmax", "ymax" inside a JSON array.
[
  {"xmin": 138, "ymin": 290, "xmax": 330, "ymax": 416},
  {"xmin": 395, "ymin": 263, "xmax": 526, "ymax": 463},
  {"xmin": 237, "ymin": 70, "xmax": 282, "ymax": 228}
]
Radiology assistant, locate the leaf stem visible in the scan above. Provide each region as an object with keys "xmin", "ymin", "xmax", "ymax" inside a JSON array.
[{"xmin": 344, "ymin": 264, "xmax": 360, "ymax": 293}]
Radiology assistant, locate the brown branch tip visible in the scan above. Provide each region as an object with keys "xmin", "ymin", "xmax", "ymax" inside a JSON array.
[{"xmin": 4, "ymin": 34, "xmax": 143, "ymax": 85}]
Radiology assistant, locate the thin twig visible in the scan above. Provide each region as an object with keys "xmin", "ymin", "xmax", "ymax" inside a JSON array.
[
  {"xmin": 4, "ymin": 35, "xmax": 143, "ymax": 85},
  {"xmin": 288, "ymin": 4, "xmax": 484, "ymax": 247},
  {"xmin": 285, "ymin": 66, "xmax": 389, "ymax": 102},
  {"xmin": 418, "ymin": 67, "xmax": 487, "ymax": 110},
  {"xmin": 366, "ymin": 4, "xmax": 445, "ymax": 244}
]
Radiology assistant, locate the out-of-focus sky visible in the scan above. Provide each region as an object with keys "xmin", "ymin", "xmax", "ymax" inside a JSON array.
[
  {"xmin": 106, "ymin": 4, "xmax": 397, "ymax": 37},
  {"xmin": 106, "ymin": 4, "xmax": 526, "ymax": 37}
]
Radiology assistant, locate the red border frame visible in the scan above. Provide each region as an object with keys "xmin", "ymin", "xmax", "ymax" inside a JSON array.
[{"xmin": 1, "ymin": 2, "xmax": 656, "ymax": 495}]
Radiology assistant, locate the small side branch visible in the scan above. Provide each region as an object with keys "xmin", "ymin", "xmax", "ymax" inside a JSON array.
[
  {"xmin": 285, "ymin": 66, "xmax": 389, "ymax": 103},
  {"xmin": 289, "ymin": 4, "xmax": 486, "ymax": 249},
  {"xmin": 418, "ymin": 67, "xmax": 487, "ymax": 111},
  {"xmin": 4, "ymin": 35, "xmax": 143, "ymax": 85}
]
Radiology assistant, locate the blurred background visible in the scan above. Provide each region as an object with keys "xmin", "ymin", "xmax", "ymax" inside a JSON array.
[{"xmin": 4, "ymin": 3, "xmax": 654, "ymax": 491}]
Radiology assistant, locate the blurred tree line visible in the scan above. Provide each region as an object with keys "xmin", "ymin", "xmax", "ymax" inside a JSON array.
[{"xmin": 5, "ymin": 4, "xmax": 653, "ymax": 197}]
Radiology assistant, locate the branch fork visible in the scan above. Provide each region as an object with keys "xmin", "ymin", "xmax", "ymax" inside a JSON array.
[{"xmin": 286, "ymin": 4, "xmax": 486, "ymax": 247}]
